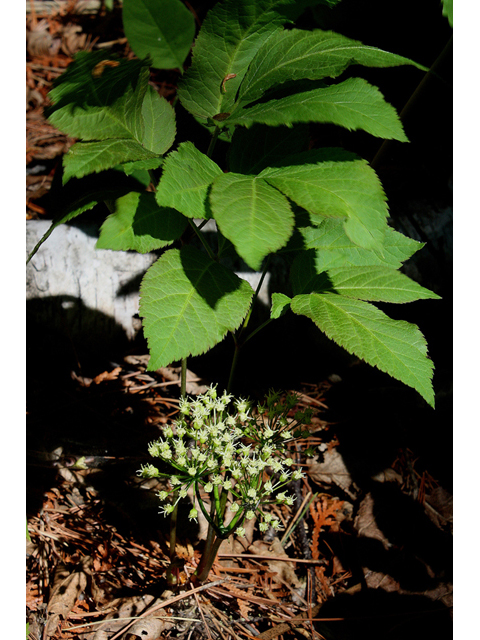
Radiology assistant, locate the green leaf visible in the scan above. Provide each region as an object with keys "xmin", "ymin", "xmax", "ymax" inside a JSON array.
[
  {"xmin": 97, "ymin": 192, "xmax": 187, "ymax": 253},
  {"xmin": 291, "ymin": 292, "xmax": 435, "ymax": 406},
  {"xmin": 441, "ymin": 0, "xmax": 453, "ymax": 27},
  {"xmin": 47, "ymin": 53, "xmax": 150, "ymax": 141},
  {"xmin": 122, "ymin": 0, "xmax": 195, "ymax": 70},
  {"xmin": 271, "ymin": 292, "xmax": 292, "ymax": 318},
  {"xmin": 177, "ymin": 0, "xmax": 318, "ymax": 121},
  {"xmin": 228, "ymin": 124, "xmax": 309, "ymax": 174},
  {"xmin": 260, "ymin": 153, "xmax": 389, "ymax": 251},
  {"xmin": 62, "ymin": 140, "xmax": 159, "ymax": 183},
  {"xmin": 155, "ymin": 142, "xmax": 223, "ymax": 219},
  {"xmin": 228, "ymin": 77, "xmax": 408, "ymax": 141},
  {"xmin": 210, "ymin": 172, "xmax": 294, "ymax": 270},
  {"xmin": 121, "ymin": 157, "xmax": 163, "ymax": 175},
  {"xmin": 141, "ymin": 86, "xmax": 176, "ymax": 154},
  {"xmin": 291, "ymin": 257, "xmax": 440, "ymax": 302},
  {"xmin": 139, "ymin": 246, "xmax": 254, "ymax": 369},
  {"xmin": 26, "ymin": 178, "xmax": 137, "ymax": 264},
  {"xmin": 238, "ymin": 28, "xmax": 426, "ymax": 104},
  {"xmin": 298, "ymin": 219, "xmax": 424, "ymax": 270}
]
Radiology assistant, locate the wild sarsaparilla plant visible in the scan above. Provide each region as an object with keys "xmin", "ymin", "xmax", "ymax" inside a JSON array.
[
  {"xmin": 27, "ymin": 0, "xmax": 440, "ymax": 407},
  {"xmin": 27, "ymin": 0, "xmax": 441, "ymax": 579},
  {"xmin": 138, "ymin": 384, "xmax": 310, "ymax": 581}
]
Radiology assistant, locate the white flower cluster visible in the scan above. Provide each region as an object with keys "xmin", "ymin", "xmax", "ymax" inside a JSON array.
[{"xmin": 138, "ymin": 385, "xmax": 310, "ymax": 538}]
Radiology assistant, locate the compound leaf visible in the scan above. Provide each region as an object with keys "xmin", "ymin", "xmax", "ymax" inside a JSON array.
[
  {"xmin": 155, "ymin": 142, "xmax": 223, "ymax": 219},
  {"xmin": 122, "ymin": 0, "xmax": 196, "ymax": 70},
  {"xmin": 291, "ymin": 256, "xmax": 440, "ymax": 302},
  {"xmin": 97, "ymin": 192, "xmax": 187, "ymax": 253},
  {"xmin": 141, "ymin": 86, "xmax": 176, "ymax": 154},
  {"xmin": 177, "ymin": 0, "xmax": 318, "ymax": 121},
  {"xmin": 261, "ymin": 154, "xmax": 389, "ymax": 251},
  {"xmin": 291, "ymin": 292, "xmax": 436, "ymax": 406},
  {"xmin": 271, "ymin": 292, "xmax": 292, "ymax": 318},
  {"xmin": 238, "ymin": 28, "xmax": 426, "ymax": 104},
  {"xmin": 62, "ymin": 140, "xmax": 158, "ymax": 183},
  {"xmin": 47, "ymin": 53, "xmax": 150, "ymax": 141},
  {"xmin": 298, "ymin": 219, "xmax": 424, "ymax": 270},
  {"xmin": 228, "ymin": 77, "xmax": 408, "ymax": 141},
  {"xmin": 210, "ymin": 172, "xmax": 294, "ymax": 270},
  {"xmin": 139, "ymin": 246, "xmax": 254, "ymax": 369}
]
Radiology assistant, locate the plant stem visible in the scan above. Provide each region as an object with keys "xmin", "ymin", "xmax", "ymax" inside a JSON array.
[
  {"xmin": 166, "ymin": 360, "xmax": 187, "ymax": 585},
  {"xmin": 194, "ymin": 535, "xmax": 224, "ymax": 583},
  {"xmin": 180, "ymin": 357, "xmax": 187, "ymax": 398},
  {"xmin": 226, "ymin": 258, "xmax": 271, "ymax": 392},
  {"xmin": 187, "ymin": 218, "xmax": 216, "ymax": 261},
  {"xmin": 206, "ymin": 125, "xmax": 221, "ymax": 159}
]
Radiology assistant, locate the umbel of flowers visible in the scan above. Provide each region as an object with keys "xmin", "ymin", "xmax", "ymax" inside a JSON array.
[{"xmin": 138, "ymin": 385, "xmax": 312, "ymax": 581}]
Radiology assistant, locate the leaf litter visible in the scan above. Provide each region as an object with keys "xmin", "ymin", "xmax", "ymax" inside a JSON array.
[{"xmin": 27, "ymin": 352, "xmax": 452, "ymax": 639}]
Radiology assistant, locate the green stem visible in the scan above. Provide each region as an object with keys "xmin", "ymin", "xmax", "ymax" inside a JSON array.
[
  {"xmin": 187, "ymin": 218, "xmax": 216, "ymax": 261},
  {"xmin": 226, "ymin": 338, "xmax": 240, "ymax": 394},
  {"xmin": 226, "ymin": 259, "xmax": 271, "ymax": 392},
  {"xmin": 195, "ymin": 535, "xmax": 224, "ymax": 583},
  {"xmin": 206, "ymin": 125, "xmax": 221, "ymax": 159},
  {"xmin": 180, "ymin": 358, "xmax": 187, "ymax": 398}
]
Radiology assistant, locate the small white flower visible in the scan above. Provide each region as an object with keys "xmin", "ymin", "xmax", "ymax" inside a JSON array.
[
  {"xmin": 259, "ymin": 522, "xmax": 268, "ymax": 532},
  {"xmin": 179, "ymin": 398, "xmax": 190, "ymax": 415},
  {"xmin": 188, "ymin": 507, "xmax": 198, "ymax": 521},
  {"xmin": 245, "ymin": 510, "xmax": 255, "ymax": 520},
  {"xmin": 157, "ymin": 490, "xmax": 169, "ymax": 501},
  {"xmin": 177, "ymin": 456, "xmax": 187, "ymax": 468},
  {"xmin": 170, "ymin": 476, "xmax": 181, "ymax": 486},
  {"xmin": 284, "ymin": 458, "xmax": 294, "ymax": 466},
  {"xmin": 270, "ymin": 518, "xmax": 281, "ymax": 530},
  {"xmin": 247, "ymin": 488, "xmax": 257, "ymax": 499},
  {"xmin": 285, "ymin": 495, "xmax": 295, "ymax": 506},
  {"xmin": 229, "ymin": 502, "xmax": 240, "ymax": 513},
  {"xmin": 292, "ymin": 469, "xmax": 305, "ymax": 481},
  {"xmin": 223, "ymin": 480, "xmax": 233, "ymax": 490},
  {"xmin": 263, "ymin": 481, "xmax": 273, "ymax": 494},
  {"xmin": 188, "ymin": 466, "xmax": 197, "ymax": 476},
  {"xmin": 236, "ymin": 526, "xmax": 246, "ymax": 538},
  {"xmin": 276, "ymin": 492, "xmax": 287, "ymax": 502},
  {"xmin": 179, "ymin": 488, "xmax": 188, "ymax": 499},
  {"xmin": 204, "ymin": 482, "xmax": 213, "ymax": 493},
  {"xmin": 162, "ymin": 504, "xmax": 175, "ymax": 516},
  {"xmin": 235, "ymin": 398, "xmax": 249, "ymax": 414}
]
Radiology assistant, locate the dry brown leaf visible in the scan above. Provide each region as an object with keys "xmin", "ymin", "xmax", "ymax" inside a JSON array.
[
  {"xmin": 93, "ymin": 367, "xmax": 123, "ymax": 384},
  {"xmin": 44, "ymin": 558, "xmax": 89, "ymax": 638},
  {"xmin": 121, "ymin": 617, "xmax": 170, "ymax": 639},
  {"xmin": 306, "ymin": 449, "xmax": 356, "ymax": 498},
  {"xmin": 248, "ymin": 538, "xmax": 304, "ymax": 601},
  {"xmin": 61, "ymin": 24, "xmax": 87, "ymax": 56},
  {"xmin": 27, "ymin": 19, "xmax": 62, "ymax": 57},
  {"xmin": 354, "ymin": 492, "xmax": 388, "ymax": 545},
  {"xmin": 371, "ymin": 468, "xmax": 403, "ymax": 484}
]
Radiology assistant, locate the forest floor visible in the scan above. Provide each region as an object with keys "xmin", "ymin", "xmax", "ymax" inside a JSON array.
[{"xmin": 26, "ymin": 3, "xmax": 453, "ymax": 639}]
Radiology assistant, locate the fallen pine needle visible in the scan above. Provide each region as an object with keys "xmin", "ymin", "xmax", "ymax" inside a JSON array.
[{"xmin": 217, "ymin": 553, "xmax": 325, "ymax": 564}]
